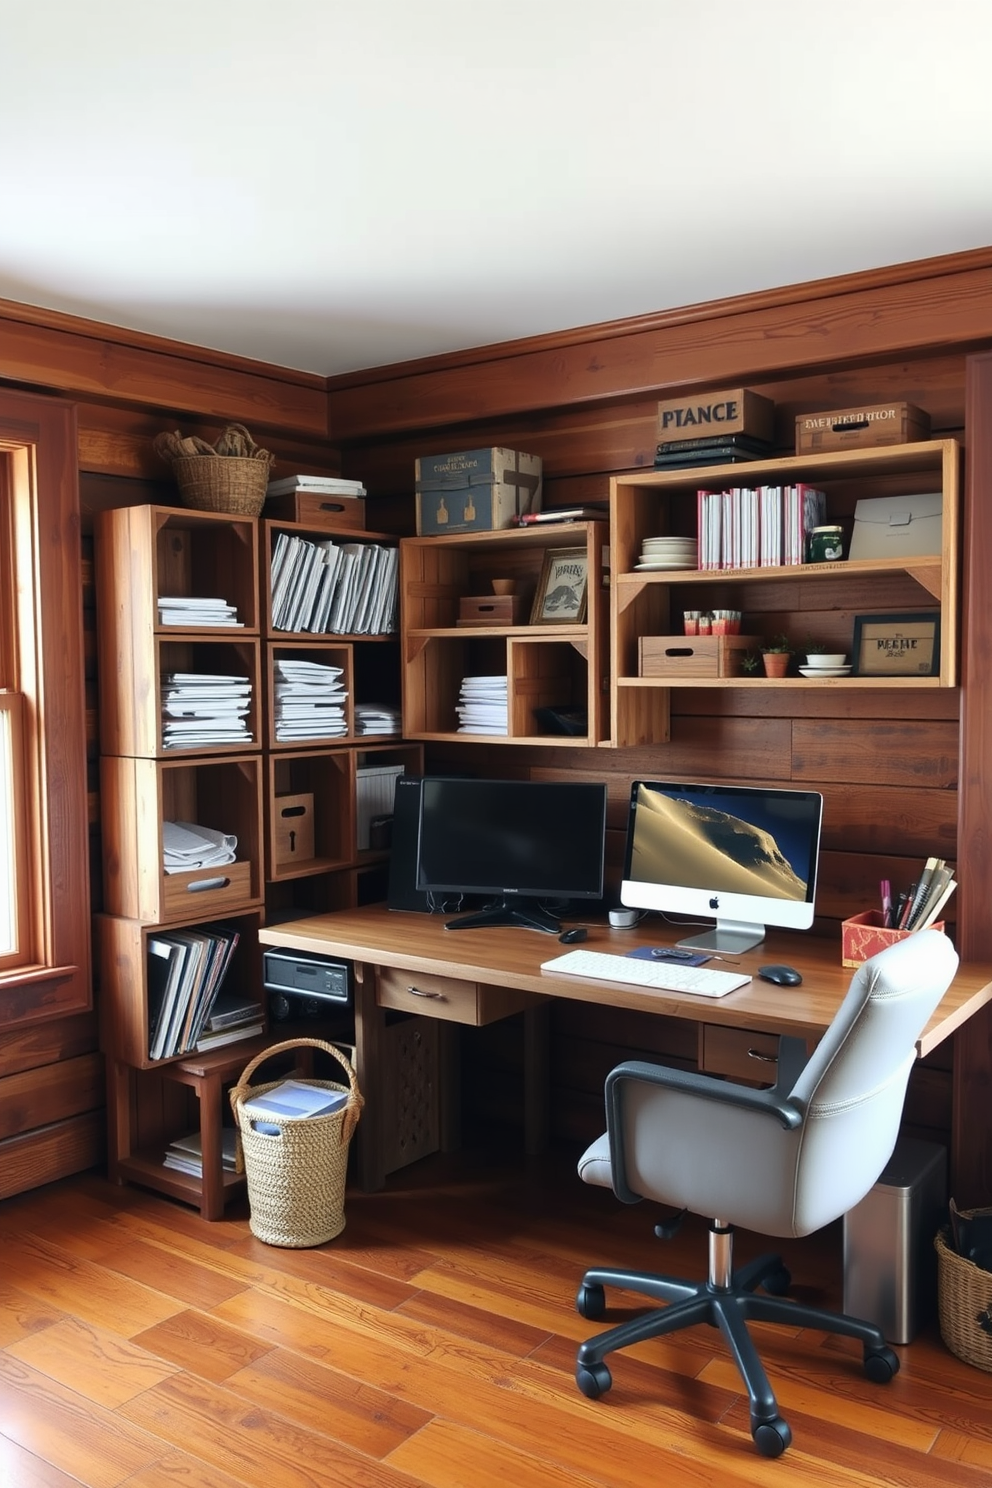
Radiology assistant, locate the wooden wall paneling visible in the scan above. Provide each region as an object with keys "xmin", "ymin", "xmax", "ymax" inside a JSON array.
[
  {"xmin": 0, "ymin": 1112, "xmax": 105, "ymax": 1201},
  {"xmin": 0, "ymin": 1013, "xmax": 98, "ymax": 1079},
  {"xmin": 0, "ymin": 1052, "xmax": 104, "ymax": 1140},
  {"xmin": 326, "ymin": 250, "xmax": 992, "ymax": 439},
  {"xmin": 0, "ymin": 299, "xmax": 327, "ymax": 436}
]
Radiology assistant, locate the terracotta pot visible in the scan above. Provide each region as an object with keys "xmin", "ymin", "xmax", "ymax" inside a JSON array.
[{"xmin": 762, "ymin": 651, "xmax": 791, "ymax": 677}]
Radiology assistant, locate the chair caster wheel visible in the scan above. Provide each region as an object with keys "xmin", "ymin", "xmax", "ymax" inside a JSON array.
[
  {"xmin": 576, "ymin": 1282, "xmax": 606, "ymax": 1320},
  {"xmin": 576, "ymin": 1361, "xmax": 612, "ymax": 1399},
  {"xmin": 763, "ymin": 1265, "xmax": 791, "ymax": 1296},
  {"xmin": 752, "ymin": 1416, "xmax": 792, "ymax": 1457},
  {"xmin": 864, "ymin": 1345, "xmax": 900, "ymax": 1383}
]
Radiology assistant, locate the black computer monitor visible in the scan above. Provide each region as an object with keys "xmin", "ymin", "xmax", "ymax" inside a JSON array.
[
  {"xmin": 416, "ymin": 776, "xmax": 607, "ymax": 933},
  {"xmin": 621, "ymin": 779, "xmax": 823, "ymax": 952}
]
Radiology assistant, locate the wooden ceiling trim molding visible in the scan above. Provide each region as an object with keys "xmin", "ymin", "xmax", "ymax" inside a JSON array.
[
  {"xmin": 0, "ymin": 305, "xmax": 328, "ymax": 437},
  {"xmin": 326, "ymin": 254, "xmax": 992, "ymax": 440}
]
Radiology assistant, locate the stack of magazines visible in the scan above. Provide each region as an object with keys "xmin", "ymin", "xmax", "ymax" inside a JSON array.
[
  {"xmin": 160, "ymin": 672, "xmax": 252, "ymax": 749},
  {"xmin": 273, "ymin": 658, "xmax": 348, "ymax": 741},
  {"xmin": 270, "ymin": 533, "xmax": 398, "ymax": 635},
  {"xmin": 354, "ymin": 702, "xmax": 401, "ymax": 736},
  {"xmin": 147, "ymin": 924, "xmax": 243, "ymax": 1060},
  {"xmin": 456, "ymin": 675, "xmax": 508, "ymax": 734},
  {"xmin": 162, "ymin": 820, "xmax": 237, "ymax": 875},
  {"xmin": 157, "ymin": 596, "xmax": 242, "ymax": 626}
]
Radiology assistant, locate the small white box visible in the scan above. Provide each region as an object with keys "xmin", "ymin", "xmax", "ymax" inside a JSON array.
[{"xmin": 848, "ymin": 493, "xmax": 943, "ymax": 561}]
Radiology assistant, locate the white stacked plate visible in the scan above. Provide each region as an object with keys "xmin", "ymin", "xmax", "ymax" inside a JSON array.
[
  {"xmin": 799, "ymin": 663, "xmax": 852, "ymax": 677},
  {"xmin": 636, "ymin": 536, "xmax": 698, "ymax": 571}
]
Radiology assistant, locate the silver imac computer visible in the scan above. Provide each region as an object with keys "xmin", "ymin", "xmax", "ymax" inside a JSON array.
[{"xmin": 621, "ymin": 779, "xmax": 823, "ymax": 953}]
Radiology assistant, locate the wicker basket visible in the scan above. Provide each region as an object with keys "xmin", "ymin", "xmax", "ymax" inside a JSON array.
[
  {"xmin": 170, "ymin": 454, "xmax": 271, "ymax": 517},
  {"xmin": 230, "ymin": 1038, "xmax": 363, "ymax": 1247},
  {"xmin": 935, "ymin": 1224, "xmax": 992, "ymax": 1370}
]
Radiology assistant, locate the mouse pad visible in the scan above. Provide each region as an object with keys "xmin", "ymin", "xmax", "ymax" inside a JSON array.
[{"xmin": 626, "ymin": 946, "xmax": 712, "ymax": 966}]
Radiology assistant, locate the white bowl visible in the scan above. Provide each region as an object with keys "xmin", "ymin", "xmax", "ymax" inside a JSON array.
[{"xmin": 804, "ymin": 653, "xmax": 847, "ymax": 668}]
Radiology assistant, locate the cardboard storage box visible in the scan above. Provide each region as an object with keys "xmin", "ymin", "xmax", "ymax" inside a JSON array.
[
  {"xmin": 656, "ymin": 387, "xmax": 774, "ymax": 446},
  {"xmin": 415, "ymin": 447, "xmax": 542, "ymax": 535},
  {"xmin": 796, "ymin": 401, "xmax": 930, "ymax": 454},
  {"xmin": 639, "ymin": 635, "xmax": 759, "ymax": 678},
  {"xmin": 841, "ymin": 910, "xmax": 945, "ymax": 969},
  {"xmin": 457, "ymin": 594, "xmax": 524, "ymax": 626},
  {"xmin": 273, "ymin": 793, "xmax": 315, "ymax": 867},
  {"xmin": 848, "ymin": 492, "xmax": 942, "ymax": 561}
]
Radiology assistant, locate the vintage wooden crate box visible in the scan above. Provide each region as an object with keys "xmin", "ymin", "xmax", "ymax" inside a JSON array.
[
  {"xmin": 796, "ymin": 402, "xmax": 930, "ymax": 454},
  {"xmin": 639, "ymin": 635, "xmax": 759, "ymax": 678},
  {"xmin": 656, "ymin": 388, "xmax": 774, "ymax": 446},
  {"xmin": 264, "ymin": 490, "xmax": 366, "ymax": 530},
  {"xmin": 415, "ymin": 447, "xmax": 542, "ymax": 535},
  {"xmin": 841, "ymin": 910, "xmax": 945, "ymax": 968},
  {"xmin": 273, "ymin": 793, "xmax": 315, "ymax": 868},
  {"xmin": 456, "ymin": 594, "xmax": 524, "ymax": 626}
]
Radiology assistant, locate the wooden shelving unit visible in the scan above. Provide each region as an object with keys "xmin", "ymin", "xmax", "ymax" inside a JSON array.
[
  {"xmin": 399, "ymin": 521, "xmax": 609, "ymax": 746},
  {"xmin": 610, "ymin": 440, "xmax": 960, "ymax": 746}
]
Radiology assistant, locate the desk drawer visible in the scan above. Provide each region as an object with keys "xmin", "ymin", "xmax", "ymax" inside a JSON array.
[
  {"xmin": 700, "ymin": 1024, "xmax": 781, "ymax": 1083},
  {"xmin": 377, "ymin": 966, "xmax": 533, "ymax": 1025}
]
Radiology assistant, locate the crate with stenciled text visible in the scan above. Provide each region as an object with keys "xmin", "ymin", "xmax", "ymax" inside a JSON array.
[{"xmin": 415, "ymin": 447, "xmax": 542, "ymax": 535}]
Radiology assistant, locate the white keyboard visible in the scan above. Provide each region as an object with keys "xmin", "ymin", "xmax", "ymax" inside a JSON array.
[{"xmin": 540, "ymin": 948, "xmax": 751, "ymax": 998}]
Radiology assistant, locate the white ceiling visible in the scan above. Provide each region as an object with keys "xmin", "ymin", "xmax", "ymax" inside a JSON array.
[{"xmin": 5, "ymin": 1, "xmax": 992, "ymax": 379}]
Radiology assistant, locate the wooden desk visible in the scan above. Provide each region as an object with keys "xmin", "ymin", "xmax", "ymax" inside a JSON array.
[{"xmin": 260, "ymin": 906, "xmax": 992, "ymax": 1193}]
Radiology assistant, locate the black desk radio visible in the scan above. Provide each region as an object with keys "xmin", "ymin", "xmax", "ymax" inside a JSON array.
[{"xmin": 263, "ymin": 949, "xmax": 351, "ymax": 1021}]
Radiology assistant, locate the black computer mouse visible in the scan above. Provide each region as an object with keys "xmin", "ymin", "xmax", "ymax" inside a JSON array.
[
  {"xmin": 559, "ymin": 927, "xmax": 588, "ymax": 944},
  {"xmin": 758, "ymin": 963, "xmax": 803, "ymax": 986}
]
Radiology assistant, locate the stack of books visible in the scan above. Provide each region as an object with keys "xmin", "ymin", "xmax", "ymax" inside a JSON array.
[
  {"xmin": 270, "ymin": 533, "xmax": 398, "ymax": 635},
  {"xmin": 893, "ymin": 857, "xmax": 957, "ymax": 932},
  {"xmin": 697, "ymin": 484, "xmax": 826, "ymax": 570},
  {"xmin": 157, "ymin": 596, "xmax": 242, "ymax": 627},
  {"xmin": 456, "ymin": 675, "xmax": 508, "ymax": 734},
  {"xmin": 267, "ymin": 474, "xmax": 367, "ymax": 500},
  {"xmin": 146, "ymin": 924, "xmax": 244, "ymax": 1060},
  {"xmin": 160, "ymin": 672, "xmax": 252, "ymax": 749},
  {"xmin": 353, "ymin": 702, "xmax": 401, "ymax": 736},
  {"xmin": 654, "ymin": 434, "xmax": 774, "ymax": 469},
  {"xmin": 272, "ymin": 658, "xmax": 348, "ymax": 742},
  {"xmin": 195, "ymin": 987, "xmax": 265, "ymax": 1050},
  {"xmin": 163, "ymin": 1128, "xmax": 239, "ymax": 1178}
]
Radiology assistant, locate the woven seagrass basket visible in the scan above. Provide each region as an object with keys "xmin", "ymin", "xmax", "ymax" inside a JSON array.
[
  {"xmin": 230, "ymin": 1038, "xmax": 363, "ymax": 1247},
  {"xmin": 154, "ymin": 423, "xmax": 275, "ymax": 517},
  {"xmin": 935, "ymin": 1222, "xmax": 992, "ymax": 1370},
  {"xmin": 170, "ymin": 454, "xmax": 271, "ymax": 517}
]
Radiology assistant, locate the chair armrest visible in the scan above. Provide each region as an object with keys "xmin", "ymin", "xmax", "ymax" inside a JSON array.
[
  {"xmin": 606, "ymin": 1059, "xmax": 805, "ymax": 1131},
  {"xmin": 604, "ymin": 1059, "xmax": 806, "ymax": 1206}
]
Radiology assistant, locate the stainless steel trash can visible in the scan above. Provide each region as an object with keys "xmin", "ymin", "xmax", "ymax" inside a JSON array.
[{"xmin": 843, "ymin": 1137, "xmax": 947, "ymax": 1344}]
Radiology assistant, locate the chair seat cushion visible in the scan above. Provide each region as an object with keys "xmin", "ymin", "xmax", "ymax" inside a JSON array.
[{"xmin": 578, "ymin": 1132, "xmax": 613, "ymax": 1189}]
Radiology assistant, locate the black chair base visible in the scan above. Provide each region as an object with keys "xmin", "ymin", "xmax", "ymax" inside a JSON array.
[{"xmin": 575, "ymin": 1233, "xmax": 899, "ymax": 1457}]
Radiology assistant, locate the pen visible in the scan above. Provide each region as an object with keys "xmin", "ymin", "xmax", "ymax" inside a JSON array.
[{"xmin": 880, "ymin": 878, "xmax": 892, "ymax": 929}]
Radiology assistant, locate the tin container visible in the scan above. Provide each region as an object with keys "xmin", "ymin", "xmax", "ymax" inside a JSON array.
[{"xmin": 807, "ymin": 525, "xmax": 844, "ymax": 563}]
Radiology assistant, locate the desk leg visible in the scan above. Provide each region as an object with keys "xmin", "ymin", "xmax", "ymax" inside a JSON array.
[
  {"xmin": 353, "ymin": 961, "xmax": 385, "ymax": 1192},
  {"xmin": 106, "ymin": 1058, "xmax": 131, "ymax": 1184},
  {"xmin": 524, "ymin": 1002, "xmax": 551, "ymax": 1155},
  {"xmin": 439, "ymin": 1023, "xmax": 461, "ymax": 1152}
]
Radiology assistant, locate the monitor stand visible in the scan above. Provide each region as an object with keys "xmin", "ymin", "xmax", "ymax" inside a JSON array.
[
  {"xmin": 444, "ymin": 897, "xmax": 560, "ymax": 934},
  {"xmin": 677, "ymin": 919, "xmax": 765, "ymax": 954}
]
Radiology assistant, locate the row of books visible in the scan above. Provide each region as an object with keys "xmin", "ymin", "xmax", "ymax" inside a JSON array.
[
  {"xmin": 697, "ymin": 484, "xmax": 826, "ymax": 571},
  {"xmin": 888, "ymin": 856, "xmax": 957, "ymax": 933},
  {"xmin": 270, "ymin": 533, "xmax": 398, "ymax": 635},
  {"xmin": 147, "ymin": 925, "xmax": 244, "ymax": 1060}
]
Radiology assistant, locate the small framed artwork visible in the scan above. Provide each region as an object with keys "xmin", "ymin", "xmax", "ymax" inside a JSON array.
[
  {"xmin": 852, "ymin": 612, "xmax": 940, "ymax": 678},
  {"xmin": 530, "ymin": 546, "xmax": 589, "ymax": 625}
]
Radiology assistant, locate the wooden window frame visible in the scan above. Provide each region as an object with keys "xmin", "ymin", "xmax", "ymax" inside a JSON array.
[{"xmin": 0, "ymin": 390, "xmax": 91, "ymax": 1023}]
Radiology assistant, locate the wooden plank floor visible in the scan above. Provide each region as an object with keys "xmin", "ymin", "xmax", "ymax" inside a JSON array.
[{"xmin": 0, "ymin": 1146, "xmax": 990, "ymax": 1487}]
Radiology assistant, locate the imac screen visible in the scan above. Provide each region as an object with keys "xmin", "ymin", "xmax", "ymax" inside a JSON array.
[
  {"xmin": 417, "ymin": 776, "xmax": 606, "ymax": 933},
  {"xmin": 621, "ymin": 779, "xmax": 823, "ymax": 952}
]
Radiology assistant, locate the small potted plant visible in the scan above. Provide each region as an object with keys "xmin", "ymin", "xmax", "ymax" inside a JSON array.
[
  {"xmin": 761, "ymin": 634, "xmax": 793, "ymax": 677},
  {"xmin": 802, "ymin": 636, "xmax": 847, "ymax": 669},
  {"xmin": 740, "ymin": 650, "xmax": 761, "ymax": 676}
]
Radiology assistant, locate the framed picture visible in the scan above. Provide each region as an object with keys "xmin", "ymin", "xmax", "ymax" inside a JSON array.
[
  {"xmin": 852, "ymin": 612, "xmax": 940, "ymax": 678},
  {"xmin": 530, "ymin": 546, "xmax": 588, "ymax": 625}
]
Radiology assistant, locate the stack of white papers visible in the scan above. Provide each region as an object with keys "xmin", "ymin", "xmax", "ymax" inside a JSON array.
[
  {"xmin": 269, "ymin": 533, "xmax": 398, "ymax": 635},
  {"xmin": 158, "ymin": 596, "xmax": 242, "ymax": 626},
  {"xmin": 456, "ymin": 675, "xmax": 508, "ymax": 735},
  {"xmin": 243, "ymin": 1078, "xmax": 349, "ymax": 1133},
  {"xmin": 163, "ymin": 1129, "xmax": 239, "ymax": 1177},
  {"xmin": 160, "ymin": 672, "xmax": 252, "ymax": 749},
  {"xmin": 354, "ymin": 702, "xmax": 401, "ymax": 736},
  {"xmin": 162, "ymin": 820, "xmax": 238, "ymax": 874},
  {"xmin": 273, "ymin": 658, "xmax": 348, "ymax": 741},
  {"xmin": 267, "ymin": 474, "xmax": 367, "ymax": 498}
]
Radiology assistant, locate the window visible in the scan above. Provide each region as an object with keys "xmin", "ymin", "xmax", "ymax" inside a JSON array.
[{"xmin": 0, "ymin": 390, "xmax": 91, "ymax": 1021}]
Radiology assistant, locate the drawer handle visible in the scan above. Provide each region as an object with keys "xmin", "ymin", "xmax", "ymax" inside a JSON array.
[
  {"xmin": 405, "ymin": 984, "xmax": 446, "ymax": 1000},
  {"xmin": 747, "ymin": 1047, "xmax": 777, "ymax": 1063}
]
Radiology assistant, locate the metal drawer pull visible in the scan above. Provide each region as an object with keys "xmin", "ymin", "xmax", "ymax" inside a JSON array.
[
  {"xmin": 747, "ymin": 1047, "xmax": 777, "ymax": 1063},
  {"xmin": 405, "ymin": 984, "xmax": 446, "ymax": 1000}
]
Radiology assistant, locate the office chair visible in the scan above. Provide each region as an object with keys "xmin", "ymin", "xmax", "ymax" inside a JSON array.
[{"xmin": 574, "ymin": 930, "xmax": 959, "ymax": 1457}]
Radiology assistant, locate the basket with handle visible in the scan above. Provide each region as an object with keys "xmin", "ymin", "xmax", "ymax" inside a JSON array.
[
  {"xmin": 153, "ymin": 423, "xmax": 275, "ymax": 517},
  {"xmin": 935, "ymin": 1219, "xmax": 992, "ymax": 1370},
  {"xmin": 230, "ymin": 1037, "xmax": 363, "ymax": 1247}
]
